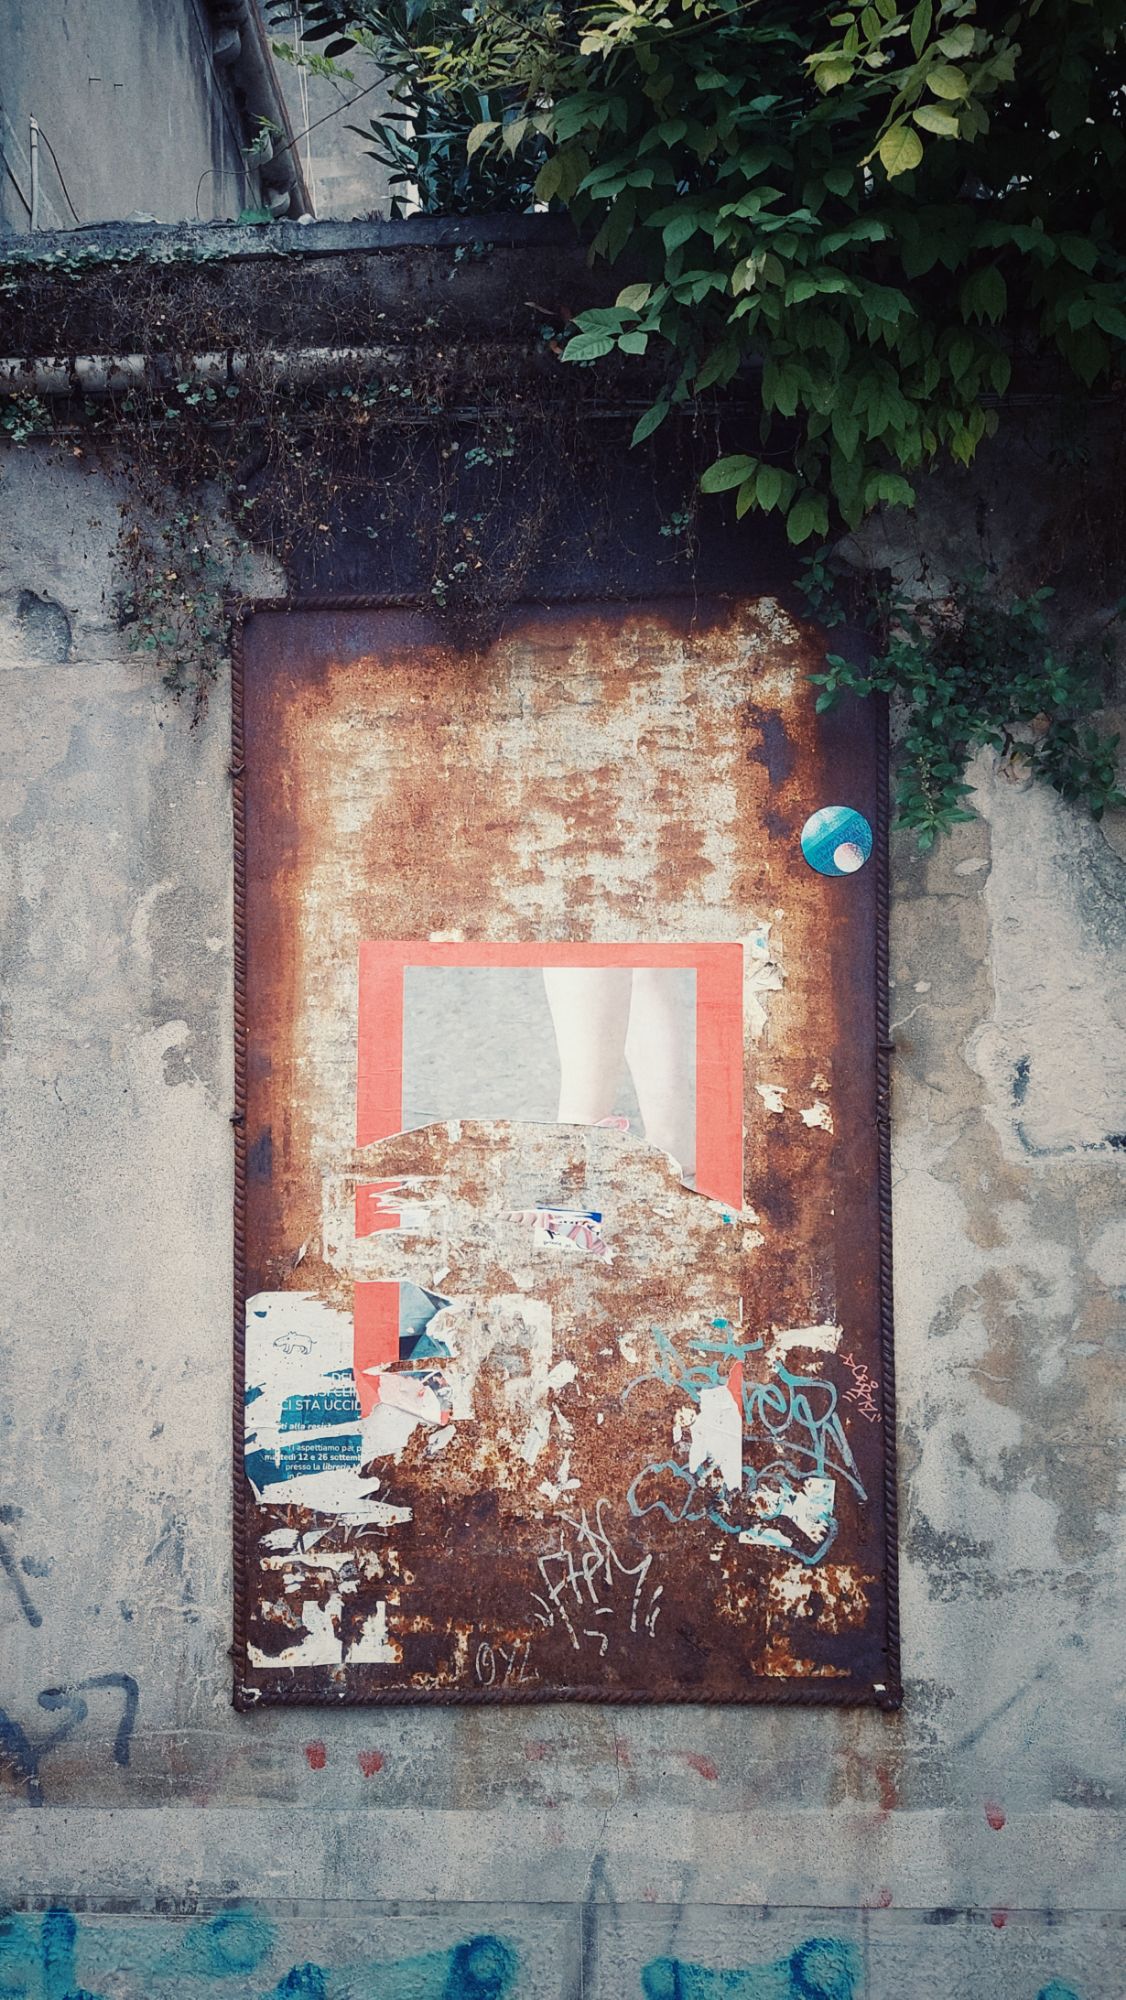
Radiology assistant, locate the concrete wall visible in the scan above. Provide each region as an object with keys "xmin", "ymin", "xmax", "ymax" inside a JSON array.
[
  {"xmin": 0, "ymin": 2, "xmax": 254, "ymax": 231},
  {"xmin": 1, "ymin": 432, "xmax": 1124, "ymax": 1997}
]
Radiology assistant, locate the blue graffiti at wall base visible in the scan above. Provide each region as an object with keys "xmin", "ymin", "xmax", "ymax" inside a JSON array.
[
  {"xmin": 0, "ymin": 1909, "xmax": 517, "ymax": 2000},
  {"xmin": 643, "ymin": 1937, "xmax": 859, "ymax": 2000},
  {"xmin": 642, "ymin": 1942, "xmax": 1084, "ymax": 2000}
]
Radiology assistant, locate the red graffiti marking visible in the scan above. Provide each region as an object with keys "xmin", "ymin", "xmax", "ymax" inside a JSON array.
[
  {"xmin": 681, "ymin": 1752, "xmax": 719, "ymax": 1781},
  {"xmin": 990, "ymin": 1909, "xmax": 1008, "ymax": 1929},
  {"xmin": 984, "ymin": 1801, "xmax": 1006, "ymax": 1830},
  {"xmin": 614, "ymin": 1737, "xmax": 633, "ymax": 1769},
  {"xmin": 357, "ymin": 1749, "xmax": 384, "ymax": 1777},
  {"xmin": 875, "ymin": 1764, "xmax": 898, "ymax": 1815},
  {"xmin": 304, "ymin": 1741, "xmax": 327, "ymax": 1770},
  {"xmin": 524, "ymin": 1739, "xmax": 550, "ymax": 1762}
]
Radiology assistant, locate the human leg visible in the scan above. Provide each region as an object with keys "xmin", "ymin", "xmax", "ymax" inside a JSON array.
[
  {"xmin": 541, "ymin": 965, "xmax": 633, "ymax": 1124},
  {"xmin": 624, "ymin": 966, "xmax": 696, "ymax": 1178}
]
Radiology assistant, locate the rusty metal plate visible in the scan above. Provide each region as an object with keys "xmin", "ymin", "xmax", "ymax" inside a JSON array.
[{"xmin": 233, "ymin": 598, "xmax": 898, "ymax": 1707}]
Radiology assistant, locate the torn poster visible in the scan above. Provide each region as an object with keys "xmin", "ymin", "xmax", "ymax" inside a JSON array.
[
  {"xmin": 235, "ymin": 597, "xmax": 896, "ymax": 1706},
  {"xmin": 357, "ymin": 942, "xmax": 744, "ymax": 1211},
  {"xmin": 514, "ymin": 1206, "xmax": 614, "ymax": 1263},
  {"xmin": 244, "ymin": 1292, "xmax": 414, "ymax": 1527}
]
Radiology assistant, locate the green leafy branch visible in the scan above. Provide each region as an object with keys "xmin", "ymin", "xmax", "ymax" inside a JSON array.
[
  {"xmin": 803, "ymin": 562, "xmax": 1126, "ymax": 846},
  {"xmin": 287, "ymin": 1, "xmax": 1126, "ymax": 541}
]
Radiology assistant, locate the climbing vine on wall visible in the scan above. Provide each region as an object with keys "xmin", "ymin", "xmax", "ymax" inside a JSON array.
[{"xmin": 801, "ymin": 557, "xmax": 1125, "ymax": 843}]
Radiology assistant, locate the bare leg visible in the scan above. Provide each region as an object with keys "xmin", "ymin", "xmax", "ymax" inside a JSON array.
[
  {"xmin": 624, "ymin": 967, "xmax": 696, "ymax": 1179},
  {"xmin": 542, "ymin": 966, "xmax": 633, "ymax": 1124}
]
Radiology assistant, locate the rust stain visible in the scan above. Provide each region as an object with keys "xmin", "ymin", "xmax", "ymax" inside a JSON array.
[{"xmin": 237, "ymin": 598, "xmax": 890, "ymax": 1703}]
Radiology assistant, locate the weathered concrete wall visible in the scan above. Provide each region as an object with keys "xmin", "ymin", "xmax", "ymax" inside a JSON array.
[
  {"xmin": 1, "ymin": 425, "xmax": 1124, "ymax": 1996},
  {"xmin": 1, "ymin": 2, "xmax": 255, "ymax": 231}
]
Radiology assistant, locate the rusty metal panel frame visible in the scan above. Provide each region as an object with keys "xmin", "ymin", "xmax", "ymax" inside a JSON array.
[{"xmin": 230, "ymin": 595, "xmax": 899, "ymax": 1710}]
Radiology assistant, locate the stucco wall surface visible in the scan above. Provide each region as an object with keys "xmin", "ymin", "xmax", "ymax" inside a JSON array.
[
  {"xmin": 1, "ymin": 445, "xmax": 1124, "ymax": 1998},
  {"xmin": 0, "ymin": 2, "xmax": 253, "ymax": 232}
]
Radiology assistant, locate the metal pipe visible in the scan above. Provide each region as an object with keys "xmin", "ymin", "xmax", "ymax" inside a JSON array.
[
  {"xmin": 0, "ymin": 343, "xmax": 571, "ymax": 397},
  {"xmin": 205, "ymin": 0, "xmax": 313, "ymax": 219}
]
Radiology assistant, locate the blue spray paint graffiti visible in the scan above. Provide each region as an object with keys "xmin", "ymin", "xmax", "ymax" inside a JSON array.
[
  {"xmin": 0, "ymin": 1673, "xmax": 138, "ymax": 1806},
  {"xmin": 0, "ymin": 1502, "xmax": 45, "ymax": 1628},
  {"xmin": 625, "ymin": 1325, "xmax": 865, "ymax": 1565},
  {"xmin": 0, "ymin": 1909, "xmax": 518, "ymax": 2000},
  {"xmin": 643, "ymin": 1936, "xmax": 859, "ymax": 1999},
  {"xmin": 641, "ymin": 1941, "xmax": 1086, "ymax": 2000}
]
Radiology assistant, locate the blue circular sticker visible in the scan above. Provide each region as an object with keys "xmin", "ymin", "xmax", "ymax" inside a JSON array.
[{"xmin": 800, "ymin": 805, "xmax": 873, "ymax": 877}]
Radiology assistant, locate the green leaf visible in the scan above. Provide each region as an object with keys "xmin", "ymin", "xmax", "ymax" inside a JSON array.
[
  {"xmin": 913, "ymin": 104, "xmax": 960, "ymax": 137},
  {"xmin": 755, "ymin": 464, "xmax": 786, "ymax": 511},
  {"xmin": 763, "ymin": 358, "xmax": 803, "ymax": 417},
  {"xmin": 534, "ymin": 155, "xmax": 564, "ymax": 203},
  {"xmin": 615, "ymin": 283, "xmax": 652, "ymax": 311},
  {"xmin": 863, "ymin": 471, "xmax": 916, "ymax": 508},
  {"xmin": 831, "ymin": 409, "xmax": 860, "ymax": 460},
  {"xmin": 1093, "ymin": 303, "xmax": 1126, "ymax": 340},
  {"xmin": 961, "ymin": 266, "xmax": 1007, "ymax": 324},
  {"xmin": 927, "ymin": 64, "xmax": 969, "ymax": 99},
  {"xmin": 878, "ymin": 124, "xmax": 924, "ymax": 177},
  {"xmin": 662, "ymin": 212, "xmax": 699, "ymax": 254},
  {"xmin": 694, "ymin": 341, "xmax": 739, "ymax": 391},
  {"xmin": 786, "ymin": 493, "xmax": 830, "ymax": 544},
  {"xmin": 700, "ymin": 454, "xmax": 758, "ymax": 493},
  {"xmin": 631, "ymin": 400, "xmax": 670, "ymax": 446},
  {"xmin": 822, "ymin": 166, "xmax": 854, "ymax": 196},
  {"xmin": 617, "ymin": 330, "xmax": 649, "ymax": 354},
  {"xmin": 812, "ymin": 56, "xmax": 855, "ymax": 92},
  {"xmin": 466, "ymin": 120, "xmax": 497, "ymax": 158},
  {"xmin": 561, "ymin": 331, "xmax": 616, "ymax": 363},
  {"xmin": 1056, "ymin": 234, "xmax": 1097, "ymax": 273},
  {"xmin": 910, "ymin": 0, "xmax": 933, "ymax": 59},
  {"xmin": 937, "ymin": 24, "xmax": 975, "ymax": 57},
  {"xmin": 948, "ymin": 332, "xmax": 975, "ymax": 380}
]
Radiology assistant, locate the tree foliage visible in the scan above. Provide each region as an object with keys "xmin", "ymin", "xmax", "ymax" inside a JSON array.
[
  {"xmin": 276, "ymin": 1, "xmax": 1126, "ymax": 838},
  {"xmin": 281, "ymin": 1, "xmax": 1126, "ymax": 539}
]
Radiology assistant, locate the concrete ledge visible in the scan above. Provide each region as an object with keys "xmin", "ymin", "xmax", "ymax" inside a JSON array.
[{"xmin": 6, "ymin": 1805, "xmax": 1125, "ymax": 1911}]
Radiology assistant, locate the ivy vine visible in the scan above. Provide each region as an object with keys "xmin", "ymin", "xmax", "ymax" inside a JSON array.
[
  {"xmin": 276, "ymin": 0, "xmax": 1126, "ymax": 839},
  {"xmin": 800, "ymin": 558, "xmax": 1125, "ymax": 843}
]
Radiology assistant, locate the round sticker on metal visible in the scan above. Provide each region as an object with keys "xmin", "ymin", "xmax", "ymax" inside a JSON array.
[{"xmin": 800, "ymin": 805, "xmax": 873, "ymax": 877}]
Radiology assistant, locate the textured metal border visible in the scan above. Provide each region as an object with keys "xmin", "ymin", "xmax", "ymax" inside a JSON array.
[
  {"xmin": 875, "ymin": 697, "xmax": 902, "ymax": 1708},
  {"xmin": 228, "ymin": 597, "xmax": 900, "ymax": 1712}
]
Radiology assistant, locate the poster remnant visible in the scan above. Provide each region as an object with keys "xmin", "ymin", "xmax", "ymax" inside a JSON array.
[{"xmin": 234, "ymin": 599, "xmax": 896, "ymax": 1705}]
